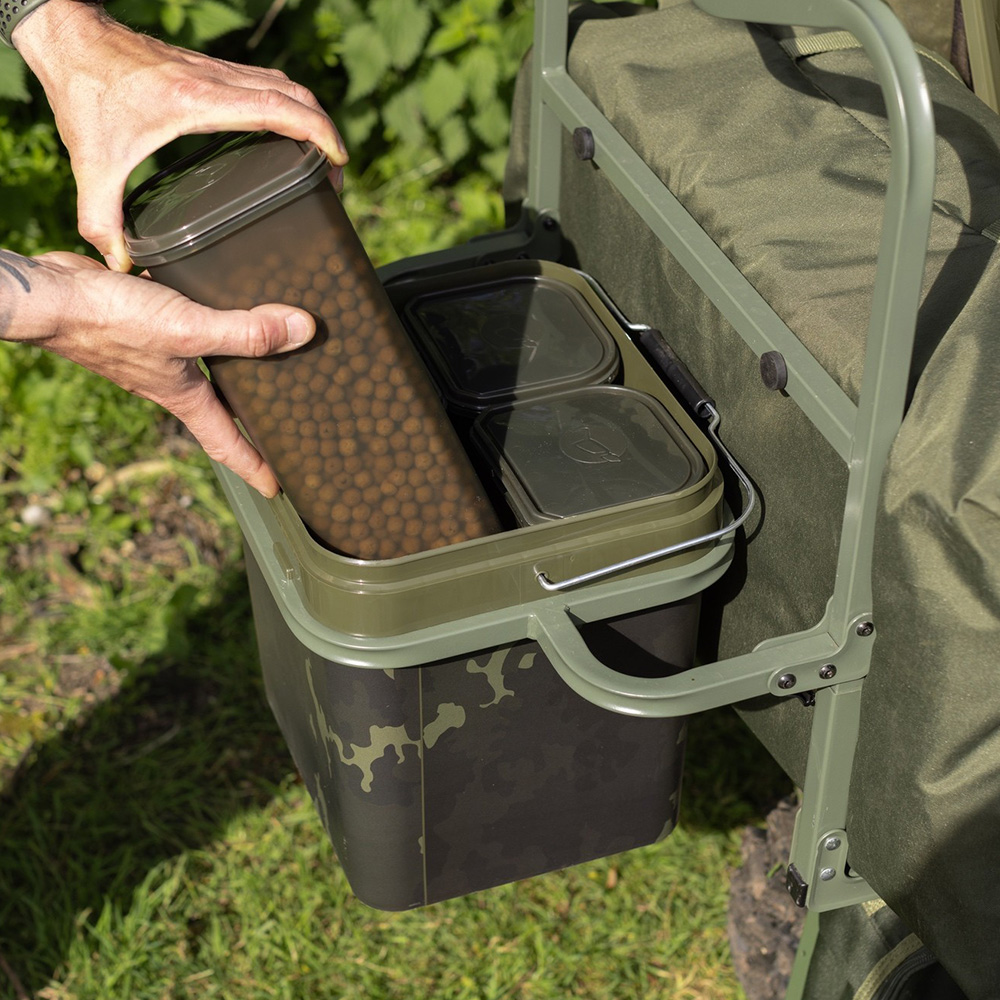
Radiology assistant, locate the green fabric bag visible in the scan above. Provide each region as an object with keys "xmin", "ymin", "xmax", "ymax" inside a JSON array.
[
  {"xmin": 505, "ymin": 4, "xmax": 1000, "ymax": 996},
  {"xmin": 804, "ymin": 902, "xmax": 966, "ymax": 1000}
]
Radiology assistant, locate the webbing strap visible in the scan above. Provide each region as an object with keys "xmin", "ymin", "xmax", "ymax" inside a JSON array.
[
  {"xmin": 780, "ymin": 29, "xmax": 964, "ymax": 83},
  {"xmin": 853, "ymin": 933, "xmax": 925, "ymax": 1000},
  {"xmin": 779, "ymin": 30, "xmax": 861, "ymax": 59},
  {"xmin": 981, "ymin": 219, "xmax": 1000, "ymax": 243}
]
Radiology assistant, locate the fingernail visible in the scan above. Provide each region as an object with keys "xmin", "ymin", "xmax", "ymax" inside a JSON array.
[
  {"xmin": 286, "ymin": 312, "xmax": 314, "ymax": 347},
  {"xmin": 329, "ymin": 137, "xmax": 348, "ymax": 164},
  {"xmin": 104, "ymin": 254, "xmax": 122, "ymax": 272}
]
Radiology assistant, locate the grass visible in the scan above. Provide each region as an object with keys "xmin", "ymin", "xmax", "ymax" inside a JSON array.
[
  {"xmin": 0, "ymin": 559, "xmax": 789, "ymax": 1000},
  {"xmin": 1, "ymin": 631, "xmax": 785, "ymax": 1000},
  {"xmin": 0, "ymin": 171, "xmax": 794, "ymax": 1000}
]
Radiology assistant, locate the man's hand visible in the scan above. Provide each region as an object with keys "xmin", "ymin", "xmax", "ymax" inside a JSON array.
[
  {"xmin": 13, "ymin": 0, "xmax": 348, "ymax": 272},
  {"xmin": 1, "ymin": 250, "xmax": 316, "ymax": 497}
]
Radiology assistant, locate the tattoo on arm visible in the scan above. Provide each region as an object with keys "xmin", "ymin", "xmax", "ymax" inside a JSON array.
[{"xmin": 0, "ymin": 250, "xmax": 40, "ymax": 294}]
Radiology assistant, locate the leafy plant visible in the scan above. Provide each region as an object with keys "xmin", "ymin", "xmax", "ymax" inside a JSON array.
[
  {"xmin": 0, "ymin": 343, "xmax": 165, "ymax": 493},
  {"xmin": 0, "ymin": 44, "xmax": 30, "ymax": 102},
  {"xmin": 146, "ymin": 0, "xmax": 253, "ymax": 46},
  {"xmin": 0, "ymin": 113, "xmax": 80, "ymax": 255},
  {"xmin": 105, "ymin": 0, "xmax": 535, "ymax": 183}
]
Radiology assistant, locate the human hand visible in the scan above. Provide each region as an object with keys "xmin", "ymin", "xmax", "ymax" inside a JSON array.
[
  {"xmin": 13, "ymin": 0, "xmax": 348, "ymax": 273},
  {"xmin": 1, "ymin": 250, "xmax": 317, "ymax": 497}
]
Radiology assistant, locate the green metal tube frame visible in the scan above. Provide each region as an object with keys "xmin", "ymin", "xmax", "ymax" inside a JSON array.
[
  {"xmin": 223, "ymin": 0, "xmax": 934, "ymax": 923},
  {"xmin": 376, "ymin": 2, "xmax": 934, "ymax": 915},
  {"xmin": 515, "ymin": 0, "xmax": 935, "ymax": 917},
  {"xmin": 382, "ymin": 0, "xmax": 935, "ymax": 726}
]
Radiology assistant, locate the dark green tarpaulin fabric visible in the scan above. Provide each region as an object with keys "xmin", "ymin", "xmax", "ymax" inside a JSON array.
[
  {"xmin": 804, "ymin": 902, "xmax": 966, "ymax": 999},
  {"xmin": 506, "ymin": 4, "xmax": 1000, "ymax": 996}
]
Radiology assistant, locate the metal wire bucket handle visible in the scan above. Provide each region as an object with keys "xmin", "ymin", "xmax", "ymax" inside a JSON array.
[
  {"xmin": 534, "ymin": 270, "xmax": 757, "ymax": 592},
  {"xmin": 535, "ymin": 397, "xmax": 756, "ymax": 593}
]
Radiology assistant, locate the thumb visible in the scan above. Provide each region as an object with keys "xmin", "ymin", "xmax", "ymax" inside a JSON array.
[
  {"xmin": 195, "ymin": 303, "xmax": 317, "ymax": 359},
  {"xmin": 75, "ymin": 172, "xmax": 133, "ymax": 273}
]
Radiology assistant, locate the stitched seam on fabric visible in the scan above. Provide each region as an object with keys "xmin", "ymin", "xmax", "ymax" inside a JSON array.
[
  {"xmin": 786, "ymin": 55, "xmax": 895, "ymax": 152},
  {"xmin": 782, "ymin": 48, "xmax": 995, "ymax": 242}
]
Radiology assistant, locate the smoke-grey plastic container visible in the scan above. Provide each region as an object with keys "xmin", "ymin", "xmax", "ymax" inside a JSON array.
[
  {"xmin": 398, "ymin": 267, "xmax": 621, "ymax": 415},
  {"xmin": 471, "ymin": 385, "xmax": 707, "ymax": 525},
  {"xmin": 123, "ymin": 131, "xmax": 500, "ymax": 560}
]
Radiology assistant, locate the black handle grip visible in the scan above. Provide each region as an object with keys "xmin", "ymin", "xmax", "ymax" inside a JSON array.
[{"xmin": 637, "ymin": 329, "xmax": 715, "ymax": 414}]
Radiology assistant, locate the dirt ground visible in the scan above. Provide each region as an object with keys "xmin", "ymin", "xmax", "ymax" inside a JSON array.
[{"xmin": 728, "ymin": 798, "xmax": 806, "ymax": 1000}]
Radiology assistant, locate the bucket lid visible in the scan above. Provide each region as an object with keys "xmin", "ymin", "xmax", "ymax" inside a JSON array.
[
  {"xmin": 403, "ymin": 276, "xmax": 620, "ymax": 412},
  {"xmin": 473, "ymin": 386, "xmax": 706, "ymax": 524},
  {"xmin": 123, "ymin": 132, "xmax": 330, "ymax": 266}
]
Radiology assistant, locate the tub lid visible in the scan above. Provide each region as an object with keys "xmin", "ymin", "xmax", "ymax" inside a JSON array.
[
  {"xmin": 123, "ymin": 131, "xmax": 330, "ymax": 266},
  {"xmin": 403, "ymin": 276, "xmax": 620, "ymax": 411},
  {"xmin": 473, "ymin": 386, "xmax": 706, "ymax": 523}
]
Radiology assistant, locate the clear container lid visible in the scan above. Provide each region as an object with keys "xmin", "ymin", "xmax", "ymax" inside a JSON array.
[
  {"xmin": 123, "ymin": 131, "xmax": 330, "ymax": 266},
  {"xmin": 403, "ymin": 276, "xmax": 620, "ymax": 412},
  {"xmin": 472, "ymin": 386, "xmax": 706, "ymax": 524}
]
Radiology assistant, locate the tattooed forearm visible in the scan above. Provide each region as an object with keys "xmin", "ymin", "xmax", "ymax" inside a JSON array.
[
  {"xmin": 0, "ymin": 250, "xmax": 44, "ymax": 340},
  {"xmin": 0, "ymin": 250, "xmax": 39, "ymax": 294}
]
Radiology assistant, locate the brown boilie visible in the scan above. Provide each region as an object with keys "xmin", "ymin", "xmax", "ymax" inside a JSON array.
[{"xmin": 205, "ymin": 205, "xmax": 501, "ymax": 561}]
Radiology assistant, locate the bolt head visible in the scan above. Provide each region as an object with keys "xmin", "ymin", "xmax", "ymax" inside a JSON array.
[
  {"xmin": 856, "ymin": 620, "xmax": 875, "ymax": 637},
  {"xmin": 573, "ymin": 126, "xmax": 596, "ymax": 161},
  {"xmin": 777, "ymin": 673, "xmax": 797, "ymax": 690},
  {"xmin": 824, "ymin": 836, "xmax": 842, "ymax": 852},
  {"xmin": 760, "ymin": 350, "xmax": 789, "ymax": 391},
  {"xmin": 820, "ymin": 867, "xmax": 837, "ymax": 881},
  {"xmin": 819, "ymin": 664, "xmax": 837, "ymax": 680}
]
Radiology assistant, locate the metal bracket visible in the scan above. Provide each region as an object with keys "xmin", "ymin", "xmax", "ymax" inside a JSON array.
[
  {"xmin": 759, "ymin": 612, "xmax": 877, "ymax": 698},
  {"xmin": 785, "ymin": 682, "xmax": 877, "ymax": 911}
]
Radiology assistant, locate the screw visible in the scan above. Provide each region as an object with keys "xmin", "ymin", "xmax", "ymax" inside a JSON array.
[
  {"xmin": 542, "ymin": 216, "xmax": 558, "ymax": 231},
  {"xmin": 824, "ymin": 836, "xmax": 842, "ymax": 852},
  {"xmin": 856, "ymin": 621, "xmax": 875, "ymax": 637},
  {"xmin": 777, "ymin": 673, "xmax": 797, "ymax": 690},
  {"xmin": 819, "ymin": 664, "xmax": 837, "ymax": 680},
  {"xmin": 820, "ymin": 867, "xmax": 837, "ymax": 881},
  {"xmin": 573, "ymin": 126, "xmax": 596, "ymax": 161}
]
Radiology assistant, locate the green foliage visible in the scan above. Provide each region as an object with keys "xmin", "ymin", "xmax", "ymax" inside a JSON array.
[
  {"xmin": 0, "ymin": 113, "xmax": 80, "ymax": 255},
  {"xmin": 0, "ymin": 44, "xmax": 30, "ymax": 102},
  {"xmin": 64, "ymin": 0, "xmax": 534, "ymax": 184},
  {"xmin": 105, "ymin": 0, "xmax": 254, "ymax": 49},
  {"xmin": 0, "ymin": 0, "xmax": 531, "ymax": 259},
  {"xmin": 0, "ymin": 343, "xmax": 164, "ymax": 493},
  {"xmin": 235, "ymin": 0, "xmax": 533, "ymax": 183},
  {"xmin": 344, "ymin": 170, "xmax": 505, "ymax": 267}
]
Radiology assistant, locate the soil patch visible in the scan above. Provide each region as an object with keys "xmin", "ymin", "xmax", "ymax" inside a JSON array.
[{"xmin": 728, "ymin": 797, "xmax": 806, "ymax": 1000}]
